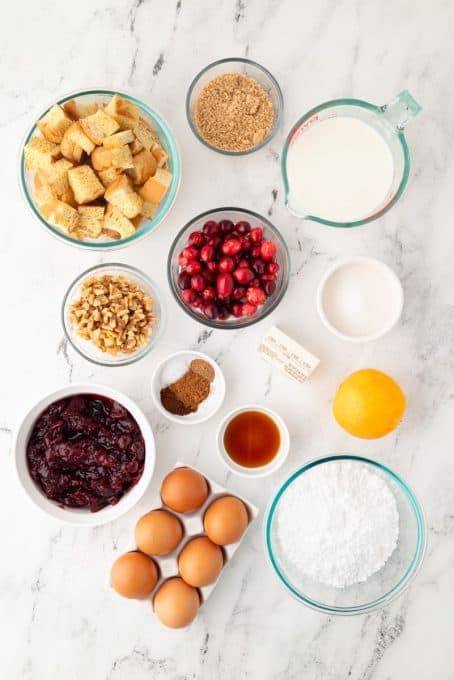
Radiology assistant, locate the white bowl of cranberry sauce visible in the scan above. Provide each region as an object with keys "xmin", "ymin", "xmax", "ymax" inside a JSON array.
[
  {"xmin": 13, "ymin": 384, "xmax": 155, "ymax": 526},
  {"xmin": 167, "ymin": 208, "xmax": 290, "ymax": 329}
]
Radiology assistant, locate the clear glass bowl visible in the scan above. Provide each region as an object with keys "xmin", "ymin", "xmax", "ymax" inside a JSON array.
[
  {"xmin": 186, "ymin": 58, "xmax": 283, "ymax": 156},
  {"xmin": 167, "ymin": 207, "xmax": 290, "ymax": 330},
  {"xmin": 62, "ymin": 263, "xmax": 166, "ymax": 366},
  {"xmin": 265, "ymin": 455, "xmax": 426, "ymax": 615},
  {"xmin": 19, "ymin": 88, "xmax": 181, "ymax": 250}
]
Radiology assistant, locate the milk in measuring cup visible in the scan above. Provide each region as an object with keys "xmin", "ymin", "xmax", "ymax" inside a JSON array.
[{"xmin": 286, "ymin": 117, "xmax": 394, "ymax": 223}]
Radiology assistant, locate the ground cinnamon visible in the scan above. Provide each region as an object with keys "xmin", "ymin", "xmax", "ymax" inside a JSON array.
[{"xmin": 160, "ymin": 359, "xmax": 215, "ymax": 416}]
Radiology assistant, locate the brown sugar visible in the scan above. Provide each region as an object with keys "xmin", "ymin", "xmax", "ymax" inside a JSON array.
[
  {"xmin": 160, "ymin": 359, "xmax": 215, "ymax": 416},
  {"xmin": 193, "ymin": 72, "xmax": 274, "ymax": 153}
]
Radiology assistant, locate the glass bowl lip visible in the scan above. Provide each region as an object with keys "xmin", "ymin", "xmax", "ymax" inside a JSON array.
[
  {"xmin": 18, "ymin": 87, "xmax": 181, "ymax": 250},
  {"xmin": 186, "ymin": 57, "xmax": 284, "ymax": 156},
  {"xmin": 264, "ymin": 453, "xmax": 426, "ymax": 615},
  {"xmin": 281, "ymin": 97, "xmax": 410, "ymax": 228},
  {"xmin": 167, "ymin": 206, "xmax": 291, "ymax": 330},
  {"xmin": 61, "ymin": 262, "xmax": 166, "ymax": 367}
]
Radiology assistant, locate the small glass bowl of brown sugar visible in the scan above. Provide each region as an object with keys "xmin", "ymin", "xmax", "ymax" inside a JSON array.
[{"xmin": 186, "ymin": 58, "xmax": 283, "ymax": 156}]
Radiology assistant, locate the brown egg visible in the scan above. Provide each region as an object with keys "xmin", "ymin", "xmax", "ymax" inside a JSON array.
[
  {"xmin": 204, "ymin": 495, "xmax": 249, "ymax": 545},
  {"xmin": 161, "ymin": 467, "xmax": 208, "ymax": 513},
  {"xmin": 153, "ymin": 577, "xmax": 200, "ymax": 629},
  {"xmin": 178, "ymin": 536, "xmax": 224, "ymax": 587},
  {"xmin": 135, "ymin": 509, "xmax": 183, "ymax": 556},
  {"xmin": 110, "ymin": 551, "xmax": 158, "ymax": 599}
]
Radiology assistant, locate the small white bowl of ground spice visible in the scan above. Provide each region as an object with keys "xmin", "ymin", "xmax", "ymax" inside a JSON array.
[
  {"xmin": 151, "ymin": 350, "xmax": 226, "ymax": 424},
  {"xmin": 186, "ymin": 58, "xmax": 283, "ymax": 155}
]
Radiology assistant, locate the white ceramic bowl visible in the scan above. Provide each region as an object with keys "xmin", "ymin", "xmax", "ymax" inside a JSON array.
[
  {"xmin": 13, "ymin": 384, "xmax": 156, "ymax": 526},
  {"xmin": 151, "ymin": 351, "xmax": 226, "ymax": 425},
  {"xmin": 317, "ymin": 256, "xmax": 404, "ymax": 342},
  {"xmin": 216, "ymin": 404, "xmax": 290, "ymax": 478}
]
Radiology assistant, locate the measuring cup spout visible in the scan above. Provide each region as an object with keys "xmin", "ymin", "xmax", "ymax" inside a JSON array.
[{"xmin": 381, "ymin": 91, "xmax": 422, "ymax": 130}]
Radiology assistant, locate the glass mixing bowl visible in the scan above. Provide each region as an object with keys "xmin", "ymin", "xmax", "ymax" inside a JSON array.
[
  {"xmin": 62, "ymin": 263, "xmax": 166, "ymax": 366},
  {"xmin": 265, "ymin": 455, "xmax": 426, "ymax": 615},
  {"xmin": 167, "ymin": 207, "xmax": 290, "ymax": 330},
  {"xmin": 186, "ymin": 57, "xmax": 283, "ymax": 156},
  {"xmin": 19, "ymin": 88, "xmax": 181, "ymax": 250}
]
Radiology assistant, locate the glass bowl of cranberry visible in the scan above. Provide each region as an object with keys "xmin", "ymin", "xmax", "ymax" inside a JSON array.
[
  {"xmin": 167, "ymin": 208, "xmax": 290, "ymax": 329},
  {"xmin": 13, "ymin": 384, "xmax": 156, "ymax": 526}
]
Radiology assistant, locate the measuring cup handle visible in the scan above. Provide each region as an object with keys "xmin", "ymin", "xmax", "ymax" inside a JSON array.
[{"xmin": 381, "ymin": 91, "xmax": 422, "ymax": 130}]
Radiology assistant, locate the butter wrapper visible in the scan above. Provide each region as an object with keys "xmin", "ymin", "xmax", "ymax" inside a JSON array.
[{"xmin": 257, "ymin": 326, "xmax": 320, "ymax": 383}]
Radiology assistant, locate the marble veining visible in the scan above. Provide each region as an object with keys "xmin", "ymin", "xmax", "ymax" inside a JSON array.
[{"xmin": 1, "ymin": 0, "xmax": 454, "ymax": 678}]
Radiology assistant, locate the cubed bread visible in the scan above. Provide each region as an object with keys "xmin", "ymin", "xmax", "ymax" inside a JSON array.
[
  {"xmin": 152, "ymin": 144, "xmax": 168, "ymax": 169},
  {"xmin": 68, "ymin": 165, "xmax": 104, "ymax": 204},
  {"xmin": 104, "ymin": 174, "xmax": 143, "ymax": 218},
  {"xmin": 76, "ymin": 205, "xmax": 105, "ymax": 238},
  {"xmin": 103, "ymin": 203, "xmax": 135, "ymax": 239},
  {"xmin": 34, "ymin": 174, "xmax": 55, "ymax": 205},
  {"xmin": 97, "ymin": 166, "xmax": 121, "ymax": 188},
  {"xmin": 60, "ymin": 133, "xmax": 83, "ymax": 163},
  {"xmin": 39, "ymin": 198, "xmax": 79, "ymax": 233},
  {"xmin": 138, "ymin": 168, "xmax": 172, "ymax": 204},
  {"xmin": 102, "ymin": 227, "xmax": 121, "ymax": 240},
  {"xmin": 126, "ymin": 149, "xmax": 157, "ymax": 185},
  {"xmin": 80, "ymin": 109, "xmax": 120, "ymax": 145},
  {"xmin": 141, "ymin": 200, "xmax": 157, "ymax": 220},
  {"xmin": 91, "ymin": 145, "xmax": 133, "ymax": 171},
  {"xmin": 24, "ymin": 137, "xmax": 60, "ymax": 170},
  {"xmin": 130, "ymin": 137, "xmax": 144, "ymax": 154},
  {"xmin": 133, "ymin": 117, "xmax": 158, "ymax": 150},
  {"xmin": 60, "ymin": 185, "xmax": 77, "ymax": 207},
  {"xmin": 62, "ymin": 122, "xmax": 95, "ymax": 155},
  {"xmin": 105, "ymin": 94, "xmax": 139, "ymax": 130},
  {"xmin": 38, "ymin": 158, "xmax": 73, "ymax": 198},
  {"xmin": 37, "ymin": 105, "xmax": 73, "ymax": 143},
  {"xmin": 63, "ymin": 99, "xmax": 98, "ymax": 120},
  {"xmin": 131, "ymin": 215, "xmax": 143, "ymax": 229},
  {"xmin": 91, "ymin": 147, "xmax": 114, "ymax": 171},
  {"xmin": 102, "ymin": 129, "xmax": 134, "ymax": 148}
]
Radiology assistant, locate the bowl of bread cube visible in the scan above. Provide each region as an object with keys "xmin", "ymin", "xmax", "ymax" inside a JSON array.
[{"xmin": 20, "ymin": 89, "xmax": 180, "ymax": 249}]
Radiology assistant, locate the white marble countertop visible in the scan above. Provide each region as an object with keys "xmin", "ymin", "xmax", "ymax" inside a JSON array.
[{"xmin": 1, "ymin": 1, "xmax": 453, "ymax": 678}]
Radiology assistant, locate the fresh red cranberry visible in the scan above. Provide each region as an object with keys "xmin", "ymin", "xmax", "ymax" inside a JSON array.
[
  {"xmin": 231, "ymin": 302, "xmax": 243, "ymax": 318},
  {"xmin": 238, "ymin": 258, "xmax": 250, "ymax": 268},
  {"xmin": 182, "ymin": 246, "xmax": 199, "ymax": 261},
  {"xmin": 250, "ymin": 227, "xmax": 263, "ymax": 243},
  {"xmin": 182, "ymin": 288, "xmax": 197, "ymax": 304},
  {"xmin": 208, "ymin": 236, "xmax": 222, "ymax": 250},
  {"xmin": 200, "ymin": 245, "xmax": 216, "ymax": 263},
  {"xmin": 203, "ymin": 270, "xmax": 216, "ymax": 284},
  {"xmin": 233, "ymin": 286, "xmax": 246, "ymax": 300},
  {"xmin": 261, "ymin": 272, "xmax": 276, "ymax": 281},
  {"xmin": 218, "ymin": 256, "xmax": 235, "ymax": 273},
  {"xmin": 260, "ymin": 241, "xmax": 277, "ymax": 260},
  {"xmin": 252, "ymin": 258, "xmax": 267, "ymax": 275},
  {"xmin": 219, "ymin": 219, "xmax": 234, "ymax": 234},
  {"xmin": 217, "ymin": 305, "xmax": 230, "ymax": 320},
  {"xmin": 249, "ymin": 277, "xmax": 261, "ymax": 287},
  {"xmin": 217, "ymin": 273, "xmax": 234, "ymax": 297},
  {"xmin": 202, "ymin": 286, "xmax": 216, "ymax": 302},
  {"xmin": 191, "ymin": 274, "xmax": 205, "ymax": 292},
  {"xmin": 203, "ymin": 220, "xmax": 220, "ymax": 236},
  {"xmin": 203, "ymin": 302, "xmax": 219, "ymax": 319},
  {"xmin": 247, "ymin": 286, "xmax": 266, "ymax": 305},
  {"xmin": 192, "ymin": 294, "xmax": 202, "ymax": 308},
  {"xmin": 268, "ymin": 262, "xmax": 279, "ymax": 275},
  {"xmin": 251, "ymin": 245, "xmax": 261, "ymax": 258},
  {"xmin": 179, "ymin": 254, "xmax": 190, "ymax": 268},
  {"xmin": 222, "ymin": 239, "xmax": 241, "ymax": 256},
  {"xmin": 238, "ymin": 235, "xmax": 251, "ymax": 251},
  {"xmin": 185, "ymin": 261, "xmax": 202, "ymax": 275},
  {"xmin": 188, "ymin": 231, "xmax": 206, "ymax": 248},
  {"xmin": 207, "ymin": 261, "xmax": 218, "ymax": 273},
  {"xmin": 242, "ymin": 302, "xmax": 257, "ymax": 317},
  {"xmin": 233, "ymin": 267, "xmax": 254, "ymax": 284},
  {"xmin": 178, "ymin": 272, "xmax": 191, "ymax": 289},
  {"xmin": 263, "ymin": 280, "xmax": 276, "ymax": 296},
  {"xmin": 235, "ymin": 220, "xmax": 251, "ymax": 234}
]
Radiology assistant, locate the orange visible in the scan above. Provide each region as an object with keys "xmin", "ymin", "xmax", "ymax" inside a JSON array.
[{"xmin": 333, "ymin": 369, "xmax": 406, "ymax": 439}]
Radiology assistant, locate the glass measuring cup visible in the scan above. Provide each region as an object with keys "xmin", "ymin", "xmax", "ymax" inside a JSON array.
[{"xmin": 281, "ymin": 91, "xmax": 421, "ymax": 228}]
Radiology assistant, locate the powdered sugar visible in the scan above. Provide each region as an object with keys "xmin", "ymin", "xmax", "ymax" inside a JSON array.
[{"xmin": 276, "ymin": 461, "xmax": 399, "ymax": 588}]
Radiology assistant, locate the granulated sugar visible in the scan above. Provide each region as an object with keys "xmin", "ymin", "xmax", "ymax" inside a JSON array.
[{"xmin": 276, "ymin": 461, "xmax": 399, "ymax": 588}]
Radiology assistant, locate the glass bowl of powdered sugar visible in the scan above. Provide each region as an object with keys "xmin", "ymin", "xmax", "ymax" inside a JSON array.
[{"xmin": 264, "ymin": 455, "xmax": 426, "ymax": 615}]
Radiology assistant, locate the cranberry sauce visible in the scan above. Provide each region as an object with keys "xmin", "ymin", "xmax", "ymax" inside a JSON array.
[{"xmin": 26, "ymin": 394, "xmax": 145, "ymax": 512}]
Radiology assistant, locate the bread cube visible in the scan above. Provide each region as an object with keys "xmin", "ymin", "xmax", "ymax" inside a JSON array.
[
  {"xmin": 37, "ymin": 104, "xmax": 73, "ymax": 143},
  {"xmin": 60, "ymin": 134, "xmax": 83, "ymax": 163},
  {"xmin": 91, "ymin": 147, "xmax": 115, "ymax": 171},
  {"xmin": 24, "ymin": 136, "xmax": 61, "ymax": 170},
  {"xmin": 133, "ymin": 117, "xmax": 158, "ymax": 150},
  {"xmin": 105, "ymin": 94, "xmax": 139, "ymax": 130},
  {"xmin": 80, "ymin": 109, "xmax": 120, "ymax": 145},
  {"xmin": 62, "ymin": 122, "xmax": 95, "ymax": 156},
  {"xmin": 76, "ymin": 206, "xmax": 105, "ymax": 238},
  {"xmin": 104, "ymin": 174, "xmax": 142, "ymax": 219},
  {"xmin": 63, "ymin": 99, "xmax": 98, "ymax": 120},
  {"xmin": 68, "ymin": 165, "xmax": 104, "ymax": 204},
  {"xmin": 103, "ymin": 204, "xmax": 135, "ymax": 239},
  {"xmin": 97, "ymin": 166, "xmax": 121, "ymax": 188},
  {"xmin": 127, "ymin": 149, "xmax": 157, "ymax": 185},
  {"xmin": 141, "ymin": 201, "xmax": 157, "ymax": 220},
  {"xmin": 39, "ymin": 198, "xmax": 79, "ymax": 233},
  {"xmin": 138, "ymin": 168, "xmax": 172, "ymax": 204},
  {"xmin": 130, "ymin": 136, "xmax": 144, "ymax": 154},
  {"xmin": 37, "ymin": 158, "xmax": 73, "ymax": 198},
  {"xmin": 102, "ymin": 130, "xmax": 135, "ymax": 148},
  {"xmin": 152, "ymin": 143, "xmax": 168, "ymax": 169},
  {"xmin": 34, "ymin": 174, "xmax": 55, "ymax": 205}
]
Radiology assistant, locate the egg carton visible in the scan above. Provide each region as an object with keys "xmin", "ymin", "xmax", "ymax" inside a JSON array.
[{"xmin": 136, "ymin": 461, "xmax": 259, "ymax": 609}]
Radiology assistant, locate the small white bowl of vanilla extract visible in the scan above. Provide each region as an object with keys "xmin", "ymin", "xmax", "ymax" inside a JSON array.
[{"xmin": 216, "ymin": 405, "xmax": 290, "ymax": 478}]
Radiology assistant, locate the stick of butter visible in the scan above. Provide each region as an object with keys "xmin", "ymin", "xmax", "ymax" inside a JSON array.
[{"xmin": 257, "ymin": 326, "xmax": 320, "ymax": 383}]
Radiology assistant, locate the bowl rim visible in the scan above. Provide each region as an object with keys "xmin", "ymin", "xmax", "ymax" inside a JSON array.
[
  {"xmin": 61, "ymin": 262, "xmax": 166, "ymax": 367},
  {"xmin": 18, "ymin": 87, "xmax": 181, "ymax": 251},
  {"xmin": 167, "ymin": 206, "xmax": 290, "ymax": 330},
  {"xmin": 150, "ymin": 349, "xmax": 226, "ymax": 425},
  {"xmin": 316, "ymin": 256, "xmax": 404, "ymax": 342},
  {"xmin": 264, "ymin": 454, "xmax": 426, "ymax": 615},
  {"xmin": 216, "ymin": 404, "xmax": 290, "ymax": 478},
  {"xmin": 186, "ymin": 57, "xmax": 284, "ymax": 156},
  {"xmin": 12, "ymin": 383, "xmax": 156, "ymax": 527}
]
